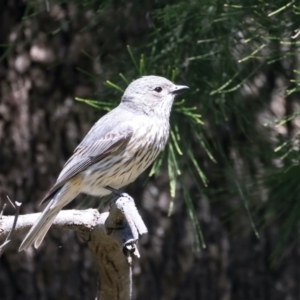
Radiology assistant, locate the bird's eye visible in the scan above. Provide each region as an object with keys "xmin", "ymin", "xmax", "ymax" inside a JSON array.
[{"xmin": 154, "ymin": 87, "xmax": 162, "ymax": 93}]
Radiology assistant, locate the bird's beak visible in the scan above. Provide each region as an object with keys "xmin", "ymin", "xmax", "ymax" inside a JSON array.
[{"xmin": 171, "ymin": 85, "xmax": 189, "ymax": 95}]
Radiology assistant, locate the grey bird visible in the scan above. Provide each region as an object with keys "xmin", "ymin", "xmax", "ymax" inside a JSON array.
[{"xmin": 19, "ymin": 75, "xmax": 189, "ymax": 251}]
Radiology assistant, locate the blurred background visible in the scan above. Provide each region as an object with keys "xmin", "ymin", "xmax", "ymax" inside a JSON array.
[{"xmin": 1, "ymin": 0, "xmax": 300, "ymax": 299}]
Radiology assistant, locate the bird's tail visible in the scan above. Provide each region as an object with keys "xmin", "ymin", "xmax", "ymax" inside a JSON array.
[
  {"xmin": 19, "ymin": 182, "xmax": 80, "ymax": 251},
  {"xmin": 19, "ymin": 199, "xmax": 61, "ymax": 251}
]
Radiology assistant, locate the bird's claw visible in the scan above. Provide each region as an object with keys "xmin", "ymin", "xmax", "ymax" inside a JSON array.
[{"xmin": 105, "ymin": 186, "xmax": 123, "ymax": 197}]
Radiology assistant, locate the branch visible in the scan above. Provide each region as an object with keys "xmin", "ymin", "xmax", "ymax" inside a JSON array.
[
  {"xmin": 0, "ymin": 197, "xmax": 22, "ymax": 257},
  {"xmin": 0, "ymin": 194, "xmax": 147, "ymax": 300}
]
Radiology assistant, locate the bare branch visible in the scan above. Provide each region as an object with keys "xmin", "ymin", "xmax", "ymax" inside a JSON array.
[
  {"xmin": 0, "ymin": 199, "xmax": 22, "ymax": 257},
  {"xmin": 6, "ymin": 195, "xmax": 16, "ymax": 209},
  {"xmin": 0, "ymin": 194, "xmax": 147, "ymax": 300},
  {"xmin": 0, "ymin": 203, "xmax": 6, "ymax": 218}
]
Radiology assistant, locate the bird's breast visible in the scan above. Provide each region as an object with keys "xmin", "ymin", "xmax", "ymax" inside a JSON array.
[{"xmin": 81, "ymin": 120, "xmax": 169, "ymax": 196}]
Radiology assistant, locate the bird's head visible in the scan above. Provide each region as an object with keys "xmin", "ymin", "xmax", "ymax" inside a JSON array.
[{"xmin": 121, "ymin": 75, "xmax": 189, "ymax": 119}]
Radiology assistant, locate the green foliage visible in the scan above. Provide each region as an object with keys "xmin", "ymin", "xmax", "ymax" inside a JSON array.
[{"xmin": 149, "ymin": 0, "xmax": 300, "ymax": 255}]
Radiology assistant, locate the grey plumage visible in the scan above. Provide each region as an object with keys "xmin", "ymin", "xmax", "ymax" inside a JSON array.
[{"xmin": 19, "ymin": 75, "xmax": 189, "ymax": 251}]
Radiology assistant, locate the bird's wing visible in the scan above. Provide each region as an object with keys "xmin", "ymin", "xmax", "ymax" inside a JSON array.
[{"xmin": 41, "ymin": 127, "xmax": 133, "ymax": 203}]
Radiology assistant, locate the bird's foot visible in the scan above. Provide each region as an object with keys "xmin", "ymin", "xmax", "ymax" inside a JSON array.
[{"xmin": 105, "ymin": 186, "xmax": 124, "ymax": 197}]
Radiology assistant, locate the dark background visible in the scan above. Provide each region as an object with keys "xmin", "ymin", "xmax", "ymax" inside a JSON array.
[{"xmin": 1, "ymin": 1, "xmax": 300, "ymax": 299}]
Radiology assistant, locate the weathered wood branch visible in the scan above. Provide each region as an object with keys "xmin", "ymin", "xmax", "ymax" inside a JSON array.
[{"xmin": 0, "ymin": 194, "xmax": 147, "ymax": 300}]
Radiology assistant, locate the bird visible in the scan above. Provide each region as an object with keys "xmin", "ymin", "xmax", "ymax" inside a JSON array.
[{"xmin": 19, "ymin": 75, "xmax": 189, "ymax": 251}]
